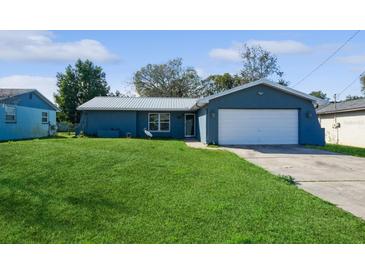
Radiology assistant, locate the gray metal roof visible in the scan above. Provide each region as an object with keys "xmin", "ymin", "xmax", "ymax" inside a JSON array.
[
  {"xmin": 317, "ymin": 98, "xmax": 365, "ymax": 114},
  {"xmin": 0, "ymin": 89, "xmax": 35, "ymax": 100},
  {"xmin": 0, "ymin": 88, "xmax": 60, "ymax": 111},
  {"xmin": 77, "ymin": 96, "xmax": 199, "ymax": 111}
]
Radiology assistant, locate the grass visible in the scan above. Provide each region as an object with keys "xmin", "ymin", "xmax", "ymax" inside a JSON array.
[
  {"xmin": 1, "ymin": 137, "xmax": 365, "ymax": 243},
  {"xmin": 307, "ymin": 144, "xmax": 365, "ymax": 158}
]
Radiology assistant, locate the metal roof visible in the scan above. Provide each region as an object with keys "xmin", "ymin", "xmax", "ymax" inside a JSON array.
[
  {"xmin": 0, "ymin": 88, "xmax": 60, "ymax": 111},
  {"xmin": 0, "ymin": 89, "xmax": 35, "ymax": 100},
  {"xmin": 77, "ymin": 96, "xmax": 199, "ymax": 111},
  {"xmin": 197, "ymin": 78, "xmax": 326, "ymax": 106},
  {"xmin": 317, "ymin": 98, "xmax": 365, "ymax": 115}
]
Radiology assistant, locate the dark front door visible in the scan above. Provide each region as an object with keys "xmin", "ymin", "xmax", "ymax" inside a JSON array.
[{"xmin": 185, "ymin": 113, "xmax": 195, "ymax": 137}]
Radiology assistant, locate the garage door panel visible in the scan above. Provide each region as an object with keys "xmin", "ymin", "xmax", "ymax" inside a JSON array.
[{"xmin": 218, "ymin": 109, "xmax": 298, "ymax": 145}]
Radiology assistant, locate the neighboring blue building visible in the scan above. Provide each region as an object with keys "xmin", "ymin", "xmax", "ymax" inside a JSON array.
[
  {"xmin": 77, "ymin": 79, "xmax": 325, "ymax": 145},
  {"xmin": 0, "ymin": 89, "xmax": 59, "ymax": 141}
]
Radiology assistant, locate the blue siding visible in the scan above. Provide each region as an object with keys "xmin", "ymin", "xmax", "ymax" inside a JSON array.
[
  {"xmin": 80, "ymin": 111, "xmax": 137, "ymax": 137},
  {"xmin": 197, "ymin": 108, "xmax": 207, "ymax": 143},
  {"xmin": 2, "ymin": 92, "xmax": 55, "ymax": 111},
  {"xmin": 136, "ymin": 111, "xmax": 190, "ymax": 139},
  {"xmin": 206, "ymin": 84, "xmax": 324, "ymax": 145},
  {"xmin": 0, "ymin": 104, "xmax": 56, "ymax": 141},
  {"xmin": 80, "ymin": 110, "xmax": 198, "ymax": 139}
]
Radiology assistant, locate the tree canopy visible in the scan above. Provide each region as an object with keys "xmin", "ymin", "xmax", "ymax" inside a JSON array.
[
  {"xmin": 240, "ymin": 44, "xmax": 287, "ymax": 85},
  {"xmin": 133, "ymin": 45, "xmax": 287, "ymax": 98},
  {"xmin": 309, "ymin": 90, "xmax": 328, "ymax": 100},
  {"xmin": 201, "ymin": 73, "xmax": 244, "ymax": 96},
  {"xmin": 133, "ymin": 58, "xmax": 203, "ymax": 97},
  {"xmin": 55, "ymin": 59, "xmax": 110, "ymax": 122}
]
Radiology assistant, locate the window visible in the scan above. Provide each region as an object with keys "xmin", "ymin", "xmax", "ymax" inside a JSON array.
[
  {"xmin": 148, "ymin": 113, "xmax": 170, "ymax": 132},
  {"xmin": 5, "ymin": 106, "xmax": 16, "ymax": 123},
  {"xmin": 42, "ymin": 112, "xmax": 49, "ymax": 124}
]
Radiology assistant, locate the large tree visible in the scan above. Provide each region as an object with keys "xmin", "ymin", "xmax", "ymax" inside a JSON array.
[
  {"xmin": 55, "ymin": 59, "xmax": 110, "ymax": 122},
  {"xmin": 240, "ymin": 44, "xmax": 287, "ymax": 84},
  {"xmin": 202, "ymin": 73, "xmax": 244, "ymax": 96},
  {"xmin": 133, "ymin": 58, "xmax": 203, "ymax": 97}
]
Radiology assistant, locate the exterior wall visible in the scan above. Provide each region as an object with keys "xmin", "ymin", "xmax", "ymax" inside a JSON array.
[
  {"xmin": 79, "ymin": 111, "xmax": 137, "ymax": 137},
  {"xmin": 206, "ymin": 84, "xmax": 325, "ymax": 145},
  {"xmin": 80, "ymin": 110, "xmax": 199, "ymax": 139},
  {"xmin": 197, "ymin": 107, "xmax": 207, "ymax": 143},
  {"xmin": 1, "ymin": 92, "xmax": 55, "ymax": 110},
  {"xmin": 137, "ymin": 111, "xmax": 188, "ymax": 139},
  {"xmin": 0, "ymin": 104, "xmax": 56, "ymax": 141},
  {"xmin": 319, "ymin": 110, "xmax": 365, "ymax": 148}
]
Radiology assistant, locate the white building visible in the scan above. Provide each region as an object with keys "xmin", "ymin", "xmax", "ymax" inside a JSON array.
[{"xmin": 317, "ymin": 98, "xmax": 365, "ymax": 148}]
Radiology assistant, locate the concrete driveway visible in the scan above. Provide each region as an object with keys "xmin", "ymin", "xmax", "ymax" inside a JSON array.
[{"xmin": 221, "ymin": 145, "xmax": 365, "ymax": 220}]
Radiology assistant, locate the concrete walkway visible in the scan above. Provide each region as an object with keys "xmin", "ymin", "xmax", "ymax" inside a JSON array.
[{"xmin": 185, "ymin": 141, "xmax": 365, "ymax": 220}]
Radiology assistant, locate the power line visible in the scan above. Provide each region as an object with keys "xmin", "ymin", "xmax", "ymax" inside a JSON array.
[
  {"xmin": 293, "ymin": 30, "xmax": 361, "ymax": 88},
  {"xmin": 337, "ymin": 71, "xmax": 365, "ymax": 99}
]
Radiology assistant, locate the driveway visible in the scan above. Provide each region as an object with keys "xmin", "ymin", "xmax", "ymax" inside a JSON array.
[{"xmin": 220, "ymin": 145, "xmax": 365, "ymax": 220}]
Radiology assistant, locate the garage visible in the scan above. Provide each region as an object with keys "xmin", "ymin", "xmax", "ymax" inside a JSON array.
[{"xmin": 218, "ymin": 109, "xmax": 299, "ymax": 145}]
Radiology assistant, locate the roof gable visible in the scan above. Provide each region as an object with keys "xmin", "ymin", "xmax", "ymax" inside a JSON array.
[
  {"xmin": 197, "ymin": 79, "xmax": 325, "ymax": 105},
  {"xmin": 0, "ymin": 89, "xmax": 59, "ymax": 111}
]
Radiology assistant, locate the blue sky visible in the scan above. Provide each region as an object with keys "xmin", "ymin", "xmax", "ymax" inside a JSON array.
[{"xmin": 0, "ymin": 30, "xmax": 364, "ymax": 102}]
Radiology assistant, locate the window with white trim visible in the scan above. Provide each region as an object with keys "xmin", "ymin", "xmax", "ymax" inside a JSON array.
[
  {"xmin": 42, "ymin": 112, "xmax": 49, "ymax": 124},
  {"xmin": 148, "ymin": 113, "xmax": 170, "ymax": 132},
  {"xmin": 5, "ymin": 106, "xmax": 16, "ymax": 123}
]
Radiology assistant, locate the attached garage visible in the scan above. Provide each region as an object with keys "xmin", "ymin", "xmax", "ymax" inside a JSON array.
[
  {"xmin": 197, "ymin": 79, "xmax": 325, "ymax": 146},
  {"xmin": 218, "ymin": 109, "xmax": 298, "ymax": 145}
]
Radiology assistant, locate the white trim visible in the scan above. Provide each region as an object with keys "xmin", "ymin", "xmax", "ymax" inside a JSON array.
[
  {"xmin": 41, "ymin": 111, "xmax": 49, "ymax": 124},
  {"xmin": 184, "ymin": 113, "xmax": 196, "ymax": 137},
  {"xmin": 197, "ymin": 78, "xmax": 326, "ymax": 105},
  {"xmin": 4, "ymin": 105, "xmax": 16, "ymax": 123},
  {"xmin": 148, "ymin": 112, "xmax": 171, "ymax": 132}
]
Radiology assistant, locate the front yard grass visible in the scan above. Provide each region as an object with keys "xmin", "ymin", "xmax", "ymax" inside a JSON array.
[
  {"xmin": 1, "ymin": 138, "xmax": 365, "ymax": 243},
  {"xmin": 307, "ymin": 144, "xmax": 365, "ymax": 158}
]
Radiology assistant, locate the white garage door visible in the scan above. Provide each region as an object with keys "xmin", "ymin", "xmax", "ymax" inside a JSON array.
[{"xmin": 218, "ymin": 109, "xmax": 298, "ymax": 145}]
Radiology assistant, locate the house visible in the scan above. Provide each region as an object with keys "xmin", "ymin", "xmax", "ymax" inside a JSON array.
[
  {"xmin": 0, "ymin": 89, "xmax": 59, "ymax": 141},
  {"xmin": 77, "ymin": 79, "xmax": 325, "ymax": 145},
  {"xmin": 317, "ymin": 98, "xmax": 365, "ymax": 148}
]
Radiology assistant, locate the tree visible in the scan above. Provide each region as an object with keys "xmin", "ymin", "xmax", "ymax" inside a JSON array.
[
  {"xmin": 345, "ymin": 95, "xmax": 364, "ymax": 101},
  {"xmin": 309, "ymin": 91, "xmax": 328, "ymax": 100},
  {"xmin": 201, "ymin": 73, "xmax": 244, "ymax": 96},
  {"xmin": 108, "ymin": 90, "xmax": 136, "ymax": 97},
  {"xmin": 55, "ymin": 59, "xmax": 110, "ymax": 122},
  {"xmin": 361, "ymin": 73, "xmax": 365, "ymax": 95},
  {"xmin": 133, "ymin": 58, "xmax": 203, "ymax": 97},
  {"xmin": 240, "ymin": 44, "xmax": 287, "ymax": 84}
]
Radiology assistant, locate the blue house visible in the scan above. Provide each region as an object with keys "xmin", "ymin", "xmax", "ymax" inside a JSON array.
[
  {"xmin": 0, "ymin": 89, "xmax": 59, "ymax": 141},
  {"xmin": 77, "ymin": 79, "xmax": 325, "ymax": 145}
]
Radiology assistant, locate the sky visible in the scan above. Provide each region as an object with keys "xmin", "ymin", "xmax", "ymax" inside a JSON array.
[{"xmin": 0, "ymin": 30, "xmax": 364, "ymax": 103}]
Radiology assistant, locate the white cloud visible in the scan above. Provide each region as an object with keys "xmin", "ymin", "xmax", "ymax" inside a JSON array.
[
  {"xmin": 209, "ymin": 39, "xmax": 311, "ymax": 62},
  {"xmin": 337, "ymin": 54, "xmax": 365, "ymax": 64},
  {"xmin": 246, "ymin": 39, "xmax": 311, "ymax": 54},
  {"xmin": 0, "ymin": 31, "xmax": 119, "ymax": 62},
  {"xmin": 195, "ymin": 67, "xmax": 209, "ymax": 78},
  {"xmin": 209, "ymin": 47, "xmax": 241, "ymax": 62},
  {"xmin": 0, "ymin": 75, "xmax": 57, "ymax": 102}
]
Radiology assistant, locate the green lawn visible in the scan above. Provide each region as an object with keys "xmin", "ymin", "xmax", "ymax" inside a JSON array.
[
  {"xmin": 307, "ymin": 144, "xmax": 365, "ymax": 158},
  {"xmin": 1, "ymin": 137, "xmax": 365, "ymax": 243}
]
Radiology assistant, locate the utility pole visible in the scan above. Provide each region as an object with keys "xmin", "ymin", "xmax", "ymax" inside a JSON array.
[{"xmin": 334, "ymin": 93, "xmax": 338, "ymax": 144}]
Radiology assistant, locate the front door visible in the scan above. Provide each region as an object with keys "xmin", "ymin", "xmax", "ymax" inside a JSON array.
[{"xmin": 185, "ymin": 113, "xmax": 195, "ymax": 137}]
